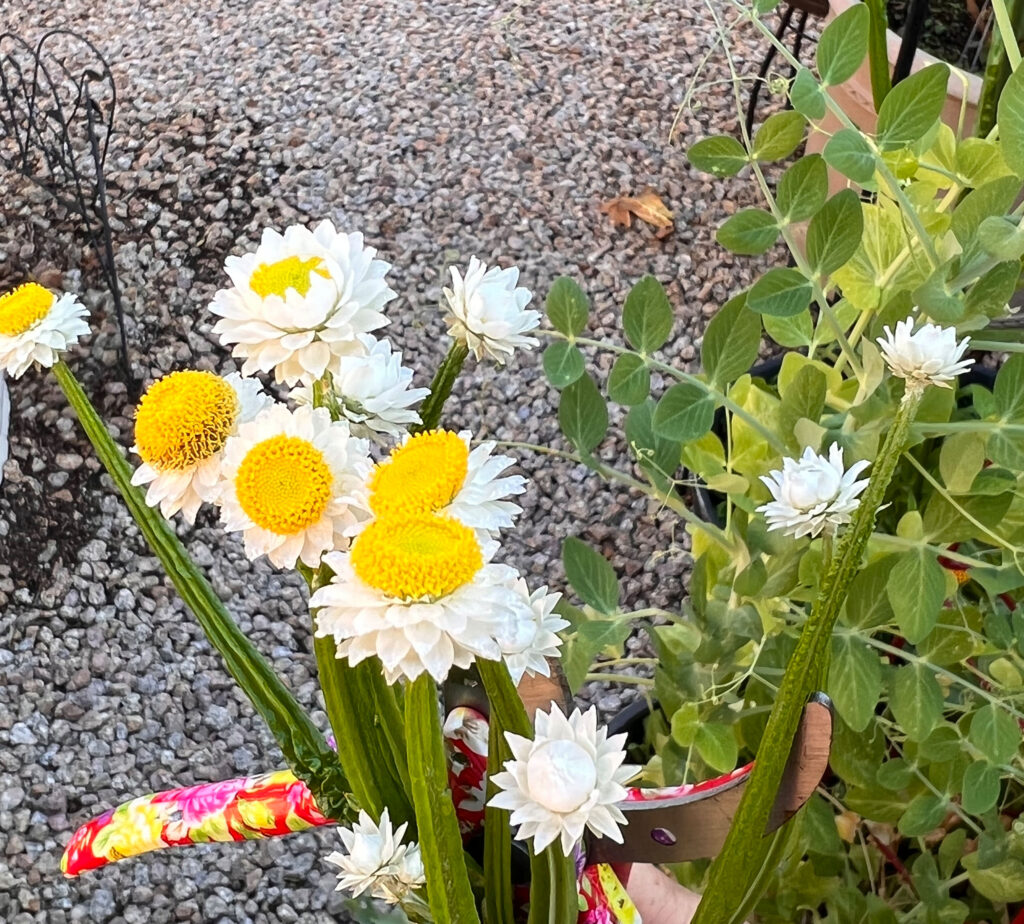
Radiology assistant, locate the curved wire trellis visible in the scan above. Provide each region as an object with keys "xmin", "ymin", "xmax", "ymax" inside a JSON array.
[{"xmin": 0, "ymin": 29, "xmax": 131, "ymax": 385}]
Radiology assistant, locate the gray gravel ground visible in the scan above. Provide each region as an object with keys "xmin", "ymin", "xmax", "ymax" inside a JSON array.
[{"xmin": 0, "ymin": 1, "xmax": 803, "ymax": 921}]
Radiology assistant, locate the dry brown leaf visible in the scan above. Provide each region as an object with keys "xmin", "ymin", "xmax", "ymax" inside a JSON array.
[{"xmin": 600, "ymin": 189, "xmax": 674, "ymax": 239}]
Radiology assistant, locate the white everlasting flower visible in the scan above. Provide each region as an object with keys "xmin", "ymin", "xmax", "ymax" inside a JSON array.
[
  {"xmin": 443, "ymin": 256, "xmax": 539, "ymax": 363},
  {"xmin": 312, "ymin": 517, "xmax": 534, "ymax": 683},
  {"xmin": 489, "ymin": 704, "xmax": 638, "ymax": 856},
  {"xmin": 0, "ymin": 284, "xmax": 89, "ymax": 378},
  {"xmin": 497, "ymin": 579, "xmax": 569, "ymax": 684},
  {"xmin": 323, "ymin": 808, "xmax": 425, "ymax": 905},
  {"xmin": 355, "ymin": 429, "xmax": 526, "ymax": 536},
  {"xmin": 289, "ymin": 334, "xmax": 429, "ymax": 442},
  {"xmin": 218, "ymin": 403, "xmax": 372, "ymax": 569},
  {"xmin": 877, "ymin": 316, "xmax": 974, "ymax": 390},
  {"xmin": 131, "ymin": 371, "xmax": 270, "ymax": 524},
  {"xmin": 757, "ymin": 444, "xmax": 870, "ymax": 539},
  {"xmin": 210, "ymin": 221, "xmax": 396, "ymax": 386}
]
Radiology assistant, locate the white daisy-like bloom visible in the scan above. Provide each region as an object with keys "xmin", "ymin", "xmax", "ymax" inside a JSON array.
[
  {"xmin": 323, "ymin": 808, "xmax": 425, "ymax": 905},
  {"xmin": 210, "ymin": 221, "xmax": 396, "ymax": 386},
  {"xmin": 218, "ymin": 403, "xmax": 372, "ymax": 568},
  {"xmin": 489, "ymin": 704, "xmax": 638, "ymax": 856},
  {"xmin": 756, "ymin": 444, "xmax": 870, "ymax": 539},
  {"xmin": 877, "ymin": 316, "xmax": 974, "ymax": 391},
  {"xmin": 289, "ymin": 334, "xmax": 429, "ymax": 442},
  {"xmin": 443, "ymin": 256, "xmax": 539, "ymax": 364},
  {"xmin": 355, "ymin": 429, "xmax": 525, "ymax": 536},
  {"xmin": 496, "ymin": 578, "xmax": 569, "ymax": 684},
  {"xmin": 130, "ymin": 371, "xmax": 269, "ymax": 524},
  {"xmin": 0, "ymin": 283, "xmax": 89, "ymax": 379},
  {"xmin": 312, "ymin": 515, "xmax": 534, "ymax": 683}
]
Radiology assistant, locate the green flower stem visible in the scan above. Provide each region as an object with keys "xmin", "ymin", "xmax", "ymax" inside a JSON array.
[
  {"xmin": 477, "ymin": 660, "xmax": 578, "ymax": 924},
  {"xmin": 693, "ymin": 385, "xmax": 924, "ymax": 924},
  {"xmin": 415, "ymin": 340, "xmax": 470, "ymax": 433},
  {"xmin": 406, "ymin": 673, "xmax": 481, "ymax": 924},
  {"xmin": 310, "ymin": 633, "xmax": 414, "ymax": 829},
  {"xmin": 306, "ymin": 379, "xmax": 413, "ymax": 825},
  {"xmin": 51, "ymin": 361, "xmax": 352, "ymax": 820},
  {"xmin": 484, "ymin": 710, "xmax": 516, "ymax": 924},
  {"xmin": 864, "ymin": 0, "xmax": 893, "ymax": 109}
]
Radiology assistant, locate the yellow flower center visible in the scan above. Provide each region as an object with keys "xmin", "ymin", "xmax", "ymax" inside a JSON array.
[
  {"xmin": 0, "ymin": 283, "xmax": 54, "ymax": 336},
  {"xmin": 351, "ymin": 514, "xmax": 483, "ymax": 600},
  {"xmin": 369, "ymin": 430, "xmax": 469, "ymax": 518},
  {"xmin": 135, "ymin": 371, "xmax": 240, "ymax": 471},
  {"xmin": 249, "ymin": 255, "xmax": 330, "ymax": 299},
  {"xmin": 235, "ymin": 435, "xmax": 333, "ymax": 535}
]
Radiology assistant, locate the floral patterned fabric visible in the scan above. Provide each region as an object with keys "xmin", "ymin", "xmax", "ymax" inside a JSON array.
[
  {"xmin": 61, "ymin": 770, "xmax": 327, "ymax": 876},
  {"xmin": 62, "ymin": 711, "xmax": 757, "ymax": 921}
]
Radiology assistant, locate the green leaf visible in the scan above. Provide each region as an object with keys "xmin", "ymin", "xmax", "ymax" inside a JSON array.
[
  {"xmin": 978, "ymin": 215, "xmax": 1024, "ymax": 261},
  {"xmin": 845, "ymin": 784, "xmax": 906, "ymax": 823},
  {"xmin": 623, "ymin": 275, "xmax": 673, "ymax": 353},
  {"xmin": 913, "ymin": 271, "xmax": 965, "ymax": 324},
  {"xmin": 962, "ymin": 854, "xmax": 1024, "ymax": 902},
  {"xmin": 751, "ymin": 111, "xmax": 807, "ymax": 161},
  {"xmin": 965, "ymin": 261, "xmax": 1020, "ymax": 318},
  {"xmin": 994, "ymin": 354, "xmax": 1024, "ymax": 421},
  {"xmin": 969, "ymin": 703, "xmax": 1020, "ymax": 766},
  {"xmin": 876, "ymin": 63, "xmax": 950, "ymax": 151},
  {"xmin": 671, "ymin": 702, "xmax": 700, "ymax": 747},
  {"xmin": 876, "ymin": 758, "xmax": 914, "ymax": 790},
  {"xmin": 562, "ymin": 619, "xmax": 631, "ymax": 692},
  {"xmin": 716, "ymin": 209, "xmax": 779, "ymax": 255},
  {"xmin": 962, "ymin": 762, "xmax": 1001, "ymax": 814},
  {"xmin": 898, "ymin": 793, "xmax": 947, "ymax": 836},
  {"xmin": 558, "ymin": 373, "xmax": 608, "ymax": 454},
  {"xmin": 779, "ymin": 364, "xmax": 826, "ymax": 444},
  {"xmin": 607, "ymin": 353, "xmax": 650, "ymax": 406},
  {"xmin": 542, "ymin": 341, "xmax": 585, "ymax": 389},
  {"xmin": 625, "ymin": 399, "xmax": 680, "ymax": 486},
  {"xmin": 989, "ymin": 426, "xmax": 1024, "ymax": 470},
  {"xmin": 817, "ymin": 3, "xmax": 869, "ymax": 86},
  {"xmin": 702, "ymin": 293, "xmax": 762, "ymax": 389},
  {"xmin": 562, "ymin": 537, "xmax": 620, "ymax": 614},
  {"xmin": 888, "ymin": 663, "xmax": 944, "ymax": 742},
  {"xmin": 956, "ymin": 137, "xmax": 1014, "ymax": 186},
  {"xmin": 939, "ymin": 430, "xmax": 987, "ymax": 493},
  {"xmin": 919, "ymin": 724, "xmax": 962, "ymax": 762},
  {"xmin": 828, "ymin": 635, "xmax": 882, "ymax": 732},
  {"xmin": 806, "ymin": 189, "xmax": 864, "ymax": 276},
  {"xmin": 546, "ymin": 277, "xmax": 589, "ymax": 336},
  {"xmin": 777, "ymin": 154, "xmax": 828, "ymax": 222},
  {"xmin": 886, "ymin": 549, "xmax": 946, "ymax": 642},
  {"xmin": 842, "ymin": 557, "xmax": 897, "ymax": 629},
  {"xmin": 763, "ymin": 310, "xmax": 813, "ymax": 348},
  {"xmin": 653, "ymin": 383, "xmax": 716, "ymax": 443},
  {"xmin": 790, "ymin": 67, "xmax": 827, "ymax": 120},
  {"xmin": 997, "ymin": 66, "xmax": 1024, "ymax": 177},
  {"xmin": 823, "ymin": 128, "xmax": 877, "ymax": 183},
  {"xmin": 951, "ymin": 176, "xmax": 1021, "ymax": 254},
  {"xmin": 695, "ymin": 723, "xmax": 739, "ymax": 773},
  {"xmin": 688, "ymin": 135, "xmax": 747, "ymax": 177},
  {"xmin": 747, "ymin": 267, "xmax": 813, "ymax": 318},
  {"xmin": 406, "ymin": 674, "xmax": 483, "ymax": 924}
]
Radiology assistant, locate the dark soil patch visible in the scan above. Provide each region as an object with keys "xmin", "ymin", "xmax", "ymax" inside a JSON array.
[{"xmin": 887, "ymin": 0, "xmax": 984, "ymax": 73}]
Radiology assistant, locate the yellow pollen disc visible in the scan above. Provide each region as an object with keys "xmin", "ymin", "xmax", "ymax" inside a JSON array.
[
  {"xmin": 0, "ymin": 283, "xmax": 54, "ymax": 336},
  {"xmin": 135, "ymin": 371, "xmax": 240, "ymax": 471},
  {"xmin": 249, "ymin": 255, "xmax": 330, "ymax": 299},
  {"xmin": 369, "ymin": 430, "xmax": 469, "ymax": 518},
  {"xmin": 351, "ymin": 514, "xmax": 483, "ymax": 600},
  {"xmin": 954, "ymin": 569, "xmax": 970, "ymax": 587},
  {"xmin": 235, "ymin": 435, "xmax": 333, "ymax": 535}
]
